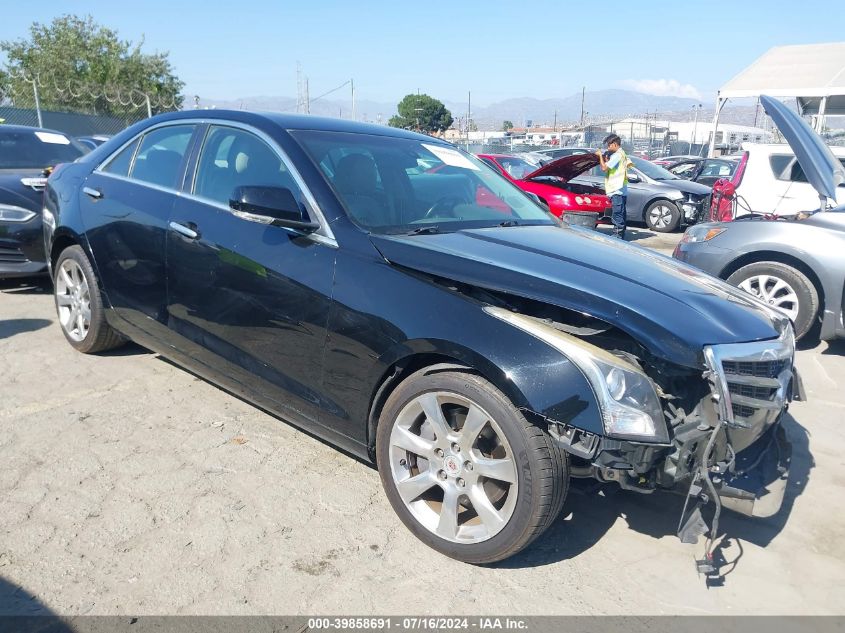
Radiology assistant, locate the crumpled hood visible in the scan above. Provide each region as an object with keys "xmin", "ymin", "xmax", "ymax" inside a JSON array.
[
  {"xmin": 524, "ymin": 153, "xmax": 599, "ymax": 183},
  {"xmin": 370, "ymin": 225, "xmax": 782, "ymax": 368},
  {"xmin": 761, "ymin": 94, "xmax": 845, "ymax": 202}
]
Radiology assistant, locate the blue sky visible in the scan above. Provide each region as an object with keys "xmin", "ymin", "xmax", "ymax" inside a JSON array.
[{"xmin": 1, "ymin": 0, "xmax": 843, "ymax": 106}]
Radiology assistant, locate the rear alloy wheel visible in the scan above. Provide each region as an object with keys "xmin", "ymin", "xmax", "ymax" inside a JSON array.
[
  {"xmin": 54, "ymin": 245, "xmax": 125, "ymax": 353},
  {"xmin": 644, "ymin": 200, "xmax": 680, "ymax": 232},
  {"xmin": 376, "ymin": 368, "xmax": 568, "ymax": 564},
  {"xmin": 727, "ymin": 261, "xmax": 819, "ymax": 340}
]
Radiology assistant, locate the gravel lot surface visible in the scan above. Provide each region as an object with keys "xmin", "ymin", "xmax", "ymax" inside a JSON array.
[{"xmin": 1, "ymin": 229, "xmax": 844, "ymax": 615}]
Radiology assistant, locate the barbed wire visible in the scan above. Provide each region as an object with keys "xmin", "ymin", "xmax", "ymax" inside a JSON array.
[{"xmin": 6, "ymin": 69, "xmax": 180, "ymax": 110}]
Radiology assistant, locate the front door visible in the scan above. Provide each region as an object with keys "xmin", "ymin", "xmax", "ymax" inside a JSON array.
[{"xmin": 165, "ymin": 124, "xmax": 337, "ymax": 428}]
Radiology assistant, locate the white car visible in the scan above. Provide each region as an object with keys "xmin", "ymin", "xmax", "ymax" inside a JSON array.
[{"xmin": 730, "ymin": 143, "xmax": 845, "ymax": 216}]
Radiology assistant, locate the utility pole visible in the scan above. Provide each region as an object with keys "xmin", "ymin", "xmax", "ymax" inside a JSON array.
[
  {"xmin": 351, "ymin": 79, "xmax": 355, "ymax": 121},
  {"xmin": 692, "ymin": 103, "xmax": 702, "ymax": 154},
  {"xmin": 579, "ymin": 86, "xmax": 585, "ymax": 128},
  {"xmin": 466, "ymin": 90, "xmax": 471, "ymax": 143},
  {"xmin": 27, "ymin": 76, "xmax": 43, "ymax": 127},
  {"xmin": 553, "ymin": 109, "xmax": 557, "ymax": 143}
]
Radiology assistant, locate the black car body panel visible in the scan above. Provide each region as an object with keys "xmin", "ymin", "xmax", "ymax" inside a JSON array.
[
  {"xmin": 1, "ymin": 125, "xmax": 87, "ymax": 277},
  {"xmin": 0, "ymin": 169, "xmax": 47, "ymax": 276},
  {"xmin": 43, "ymin": 110, "xmax": 797, "ymax": 565}
]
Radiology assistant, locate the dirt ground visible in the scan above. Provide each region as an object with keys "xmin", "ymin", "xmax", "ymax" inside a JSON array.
[{"xmin": 1, "ymin": 230, "xmax": 844, "ymax": 616}]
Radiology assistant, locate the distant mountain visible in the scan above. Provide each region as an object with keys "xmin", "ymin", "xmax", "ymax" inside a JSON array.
[{"xmin": 196, "ymin": 89, "xmax": 759, "ymax": 129}]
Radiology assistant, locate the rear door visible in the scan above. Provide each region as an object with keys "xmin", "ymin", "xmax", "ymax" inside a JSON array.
[
  {"xmin": 81, "ymin": 123, "xmax": 198, "ymax": 341},
  {"xmin": 165, "ymin": 123, "xmax": 338, "ymax": 428}
]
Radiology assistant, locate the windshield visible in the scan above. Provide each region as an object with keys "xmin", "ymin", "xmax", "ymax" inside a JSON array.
[
  {"xmin": 630, "ymin": 156, "xmax": 680, "ymax": 180},
  {"xmin": 292, "ymin": 131, "xmax": 555, "ymax": 234},
  {"xmin": 0, "ymin": 129, "xmax": 87, "ymax": 169}
]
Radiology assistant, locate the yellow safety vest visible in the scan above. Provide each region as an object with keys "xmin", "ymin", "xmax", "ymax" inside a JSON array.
[{"xmin": 605, "ymin": 149, "xmax": 629, "ymax": 195}]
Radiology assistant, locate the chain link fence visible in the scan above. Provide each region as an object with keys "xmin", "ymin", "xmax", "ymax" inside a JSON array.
[{"xmin": 0, "ymin": 72, "xmax": 180, "ymax": 138}]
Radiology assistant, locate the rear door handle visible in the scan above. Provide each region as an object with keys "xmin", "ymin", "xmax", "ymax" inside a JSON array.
[
  {"xmin": 169, "ymin": 221, "xmax": 199, "ymax": 240},
  {"xmin": 83, "ymin": 187, "xmax": 102, "ymax": 199}
]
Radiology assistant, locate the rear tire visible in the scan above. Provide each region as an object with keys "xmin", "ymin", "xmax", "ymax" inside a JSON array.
[
  {"xmin": 644, "ymin": 200, "xmax": 680, "ymax": 232},
  {"xmin": 376, "ymin": 367, "xmax": 568, "ymax": 564},
  {"xmin": 726, "ymin": 261, "xmax": 818, "ymax": 340},
  {"xmin": 54, "ymin": 245, "xmax": 125, "ymax": 354}
]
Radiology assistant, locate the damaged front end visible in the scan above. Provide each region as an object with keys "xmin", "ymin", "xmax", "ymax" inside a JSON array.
[{"xmin": 485, "ymin": 297, "xmax": 799, "ymax": 576}]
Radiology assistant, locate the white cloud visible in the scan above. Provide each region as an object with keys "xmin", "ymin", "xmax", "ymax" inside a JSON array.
[{"xmin": 620, "ymin": 79, "xmax": 702, "ymax": 100}]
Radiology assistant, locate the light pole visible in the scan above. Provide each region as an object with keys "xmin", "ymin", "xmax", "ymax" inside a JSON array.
[{"xmin": 691, "ymin": 103, "xmax": 702, "ymax": 155}]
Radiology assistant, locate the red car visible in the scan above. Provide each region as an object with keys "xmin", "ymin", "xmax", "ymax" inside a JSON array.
[{"xmin": 476, "ymin": 153, "xmax": 611, "ymax": 228}]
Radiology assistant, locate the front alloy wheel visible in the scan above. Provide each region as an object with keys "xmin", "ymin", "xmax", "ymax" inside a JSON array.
[
  {"xmin": 644, "ymin": 200, "xmax": 680, "ymax": 232},
  {"xmin": 387, "ymin": 391, "xmax": 518, "ymax": 543},
  {"xmin": 377, "ymin": 368, "xmax": 568, "ymax": 563},
  {"xmin": 727, "ymin": 261, "xmax": 819, "ymax": 340}
]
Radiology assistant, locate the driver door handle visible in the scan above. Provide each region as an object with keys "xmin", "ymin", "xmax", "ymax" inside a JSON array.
[
  {"xmin": 83, "ymin": 187, "xmax": 102, "ymax": 199},
  {"xmin": 169, "ymin": 221, "xmax": 199, "ymax": 240}
]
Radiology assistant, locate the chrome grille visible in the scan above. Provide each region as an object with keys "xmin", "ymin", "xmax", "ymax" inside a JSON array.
[
  {"xmin": 703, "ymin": 323, "xmax": 795, "ymax": 444},
  {"xmin": 722, "ymin": 359, "xmax": 787, "ymax": 378}
]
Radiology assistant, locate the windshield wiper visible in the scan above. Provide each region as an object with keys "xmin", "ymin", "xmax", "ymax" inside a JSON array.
[
  {"xmin": 497, "ymin": 220, "xmax": 520, "ymax": 227},
  {"xmin": 406, "ymin": 225, "xmax": 440, "ymax": 235}
]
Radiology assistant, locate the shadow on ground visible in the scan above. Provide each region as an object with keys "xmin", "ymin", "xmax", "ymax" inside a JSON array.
[
  {"xmin": 0, "ymin": 276, "xmax": 51, "ymax": 295},
  {"xmin": 0, "ymin": 575, "xmax": 72, "ymax": 630},
  {"xmin": 0, "ymin": 318, "xmax": 53, "ymax": 340},
  {"xmin": 497, "ymin": 414, "xmax": 813, "ymax": 584}
]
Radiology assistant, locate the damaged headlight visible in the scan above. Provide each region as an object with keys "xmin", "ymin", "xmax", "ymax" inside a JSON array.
[{"xmin": 485, "ymin": 307, "xmax": 669, "ymax": 443}]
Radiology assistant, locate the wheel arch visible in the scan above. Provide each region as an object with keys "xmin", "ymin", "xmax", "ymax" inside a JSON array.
[
  {"xmin": 49, "ymin": 230, "xmax": 82, "ymax": 278},
  {"xmin": 364, "ymin": 339, "xmax": 601, "ymax": 461},
  {"xmin": 719, "ymin": 250, "xmax": 826, "ymax": 311}
]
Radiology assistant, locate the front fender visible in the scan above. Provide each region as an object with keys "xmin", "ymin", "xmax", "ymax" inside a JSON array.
[{"xmin": 371, "ymin": 329, "xmax": 603, "ymax": 437}]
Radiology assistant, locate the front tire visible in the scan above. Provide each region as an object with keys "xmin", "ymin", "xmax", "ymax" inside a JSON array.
[
  {"xmin": 54, "ymin": 245, "xmax": 125, "ymax": 353},
  {"xmin": 376, "ymin": 368, "xmax": 568, "ymax": 564},
  {"xmin": 644, "ymin": 200, "xmax": 680, "ymax": 232},
  {"xmin": 726, "ymin": 261, "xmax": 818, "ymax": 340}
]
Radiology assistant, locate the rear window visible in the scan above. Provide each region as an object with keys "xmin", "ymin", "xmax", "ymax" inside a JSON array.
[
  {"xmin": 770, "ymin": 154, "xmax": 845, "ymax": 183},
  {"xmin": 0, "ymin": 129, "xmax": 86, "ymax": 169}
]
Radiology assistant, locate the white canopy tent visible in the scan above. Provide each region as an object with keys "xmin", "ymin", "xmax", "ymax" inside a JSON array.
[{"xmin": 709, "ymin": 42, "xmax": 845, "ymax": 156}]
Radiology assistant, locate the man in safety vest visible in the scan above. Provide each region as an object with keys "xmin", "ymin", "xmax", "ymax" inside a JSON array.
[{"xmin": 596, "ymin": 134, "xmax": 629, "ymax": 239}]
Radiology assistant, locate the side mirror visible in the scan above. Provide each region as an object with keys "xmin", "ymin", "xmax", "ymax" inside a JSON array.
[
  {"xmin": 229, "ymin": 186, "xmax": 319, "ymax": 233},
  {"xmin": 526, "ymin": 191, "xmax": 544, "ymax": 206},
  {"xmin": 627, "ymin": 171, "xmax": 641, "ymax": 183}
]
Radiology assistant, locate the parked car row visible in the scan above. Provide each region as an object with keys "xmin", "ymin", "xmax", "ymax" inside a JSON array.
[{"xmin": 675, "ymin": 95, "xmax": 845, "ymax": 344}]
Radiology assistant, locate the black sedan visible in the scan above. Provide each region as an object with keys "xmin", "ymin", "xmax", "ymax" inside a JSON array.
[
  {"xmin": 1, "ymin": 125, "xmax": 87, "ymax": 277},
  {"xmin": 44, "ymin": 111, "xmax": 796, "ymax": 566}
]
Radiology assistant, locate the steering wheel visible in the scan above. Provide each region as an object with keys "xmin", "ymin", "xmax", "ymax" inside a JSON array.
[{"xmin": 422, "ymin": 196, "xmax": 466, "ymax": 219}]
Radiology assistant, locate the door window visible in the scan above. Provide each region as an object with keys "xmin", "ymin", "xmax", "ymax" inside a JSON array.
[
  {"xmin": 194, "ymin": 126, "xmax": 301, "ymax": 206},
  {"xmin": 129, "ymin": 125, "xmax": 195, "ymax": 189}
]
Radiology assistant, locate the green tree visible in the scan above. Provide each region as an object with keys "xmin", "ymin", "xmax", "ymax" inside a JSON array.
[
  {"xmin": 502, "ymin": 120, "xmax": 514, "ymax": 131},
  {"xmin": 388, "ymin": 94, "xmax": 453, "ymax": 133},
  {"xmin": 0, "ymin": 14, "xmax": 184, "ymax": 115}
]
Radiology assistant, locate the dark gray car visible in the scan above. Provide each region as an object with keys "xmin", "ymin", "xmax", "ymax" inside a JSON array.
[
  {"xmin": 675, "ymin": 95, "xmax": 845, "ymax": 342},
  {"xmin": 572, "ymin": 155, "xmax": 711, "ymax": 232}
]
